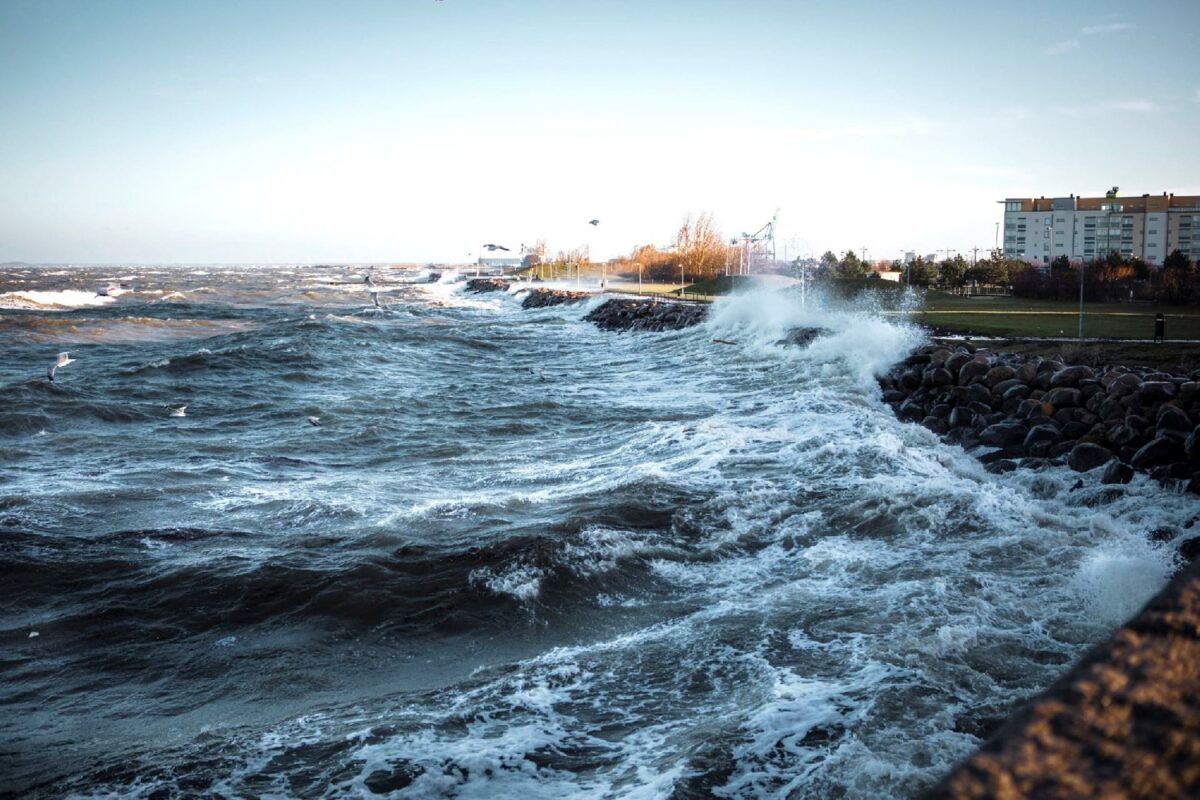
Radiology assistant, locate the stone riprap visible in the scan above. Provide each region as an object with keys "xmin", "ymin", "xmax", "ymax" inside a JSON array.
[
  {"xmin": 464, "ymin": 277, "xmax": 509, "ymax": 293},
  {"xmin": 584, "ymin": 299, "xmax": 708, "ymax": 332},
  {"xmin": 521, "ymin": 288, "xmax": 591, "ymax": 309},
  {"xmin": 880, "ymin": 341, "xmax": 1200, "ymax": 493},
  {"xmin": 923, "ymin": 558, "xmax": 1200, "ymax": 800}
]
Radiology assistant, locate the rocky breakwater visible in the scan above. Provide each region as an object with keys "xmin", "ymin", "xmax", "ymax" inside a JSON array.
[
  {"xmin": 584, "ymin": 299, "xmax": 708, "ymax": 332},
  {"xmin": 879, "ymin": 342, "xmax": 1200, "ymax": 491},
  {"xmin": 521, "ymin": 288, "xmax": 591, "ymax": 309},
  {"xmin": 465, "ymin": 277, "xmax": 509, "ymax": 293}
]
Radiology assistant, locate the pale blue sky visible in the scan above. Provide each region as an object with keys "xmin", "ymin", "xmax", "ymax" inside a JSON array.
[{"xmin": 1, "ymin": 0, "xmax": 1197, "ymax": 263}]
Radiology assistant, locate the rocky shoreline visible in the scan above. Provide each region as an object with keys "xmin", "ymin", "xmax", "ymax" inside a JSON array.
[
  {"xmin": 521, "ymin": 288, "xmax": 591, "ymax": 309},
  {"xmin": 879, "ymin": 340, "xmax": 1200, "ymax": 495},
  {"xmin": 584, "ymin": 298, "xmax": 708, "ymax": 332}
]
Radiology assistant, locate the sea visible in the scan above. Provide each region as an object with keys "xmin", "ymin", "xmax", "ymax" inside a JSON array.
[{"xmin": 0, "ymin": 264, "xmax": 1191, "ymax": 798}]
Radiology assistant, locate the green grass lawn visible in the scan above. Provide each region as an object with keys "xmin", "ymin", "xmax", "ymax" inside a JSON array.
[{"xmin": 907, "ymin": 292, "xmax": 1200, "ymax": 340}]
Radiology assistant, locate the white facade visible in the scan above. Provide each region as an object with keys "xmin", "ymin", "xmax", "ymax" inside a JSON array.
[{"xmin": 1002, "ymin": 194, "xmax": 1200, "ymax": 266}]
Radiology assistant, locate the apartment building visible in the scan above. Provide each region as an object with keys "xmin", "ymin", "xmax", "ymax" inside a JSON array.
[{"xmin": 1000, "ymin": 191, "xmax": 1200, "ymax": 266}]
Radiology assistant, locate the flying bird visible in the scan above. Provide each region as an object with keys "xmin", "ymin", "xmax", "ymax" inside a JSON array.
[
  {"xmin": 169, "ymin": 405, "xmax": 187, "ymax": 417},
  {"xmin": 482, "ymin": 243, "xmax": 510, "ymax": 252},
  {"xmin": 307, "ymin": 416, "xmax": 322, "ymax": 427},
  {"xmin": 589, "ymin": 219, "xmax": 600, "ymax": 226},
  {"xmin": 47, "ymin": 352, "xmax": 74, "ymax": 382}
]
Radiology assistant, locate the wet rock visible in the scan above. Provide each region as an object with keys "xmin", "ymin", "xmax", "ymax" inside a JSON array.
[
  {"xmin": 922, "ymin": 416, "xmax": 949, "ymax": 435},
  {"xmin": 1139, "ymin": 381, "xmax": 1177, "ymax": 402},
  {"xmin": 952, "ymin": 384, "xmax": 993, "ymax": 406},
  {"xmin": 1131, "ymin": 436, "xmax": 1182, "ymax": 470},
  {"xmin": 984, "ymin": 365, "xmax": 1016, "ymax": 387},
  {"xmin": 1023, "ymin": 424, "xmax": 1062, "ymax": 451},
  {"xmin": 926, "ymin": 367, "xmax": 954, "ymax": 387},
  {"xmin": 930, "ymin": 403, "xmax": 953, "ymax": 419},
  {"xmin": 1186, "ymin": 426, "xmax": 1200, "ymax": 462},
  {"xmin": 777, "ymin": 327, "xmax": 829, "ymax": 347},
  {"xmin": 584, "ymin": 299, "xmax": 707, "ymax": 332},
  {"xmin": 958, "ymin": 360, "xmax": 990, "ymax": 385},
  {"xmin": 985, "ymin": 459, "xmax": 1018, "ymax": 474},
  {"xmin": 465, "ymin": 277, "xmax": 509, "ymax": 293},
  {"xmin": 991, "ymin": 378, "xmax": 1025, "ymax": 397},
  {"xmin": 1067, "ymin": 443, "xmax": 1113, "ymax": 473},
  {"xmin": 945, "ymin": 352, "xmax": 972, "ymax": 376},
  {"xmin": 521, "ymin": 288, "xmax": 591, "ymax": 309},
  {"xmin": 948, "ymin": 407, "xmax": 975, "ymax": 429},
  {"xmin": 1181, "ymin": 537, "xmax": 1200, "ymax": 561},
  {"xmin": 1101, "ymin": 460, "xmax": 1134, "ymax": 485},
  {"xmin": 1157, "ymin": 405, "xmax": 1192, "ymax": 434},
  {"xmin": 1049, "ymin": 365, "xmax": 1095, "ymax": 388},
  {"xmin": 1043, "ymin": 387, "xmax": 1082, "ymax": 408},
  {"xmin": 980, "ymin": 423, "xmax": 1027, "ymax": 448}
]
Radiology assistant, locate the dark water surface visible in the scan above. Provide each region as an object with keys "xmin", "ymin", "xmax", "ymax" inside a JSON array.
[{"xmin": 0, "ymin": 265, "xmax": 1191, "ymax": 798}]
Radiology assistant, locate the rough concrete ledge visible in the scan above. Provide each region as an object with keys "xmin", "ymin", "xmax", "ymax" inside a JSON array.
[{"xmin": 923, "ymin": 559, "xmax": 1200, "ymax": 799}]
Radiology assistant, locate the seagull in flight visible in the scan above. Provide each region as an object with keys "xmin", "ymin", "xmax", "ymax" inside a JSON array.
[
  {"xmin": 589, "ymin": 219, "xmax": 600, "ymax": 226},
  {"xmin": 307, "ymin": 416, "xmax": 322, "ymax": 427},
  {"xmin": 169, "ymin": 405, "xmax": 187, "ymax": 417},
  {"xmin": 482, "ymin": 243, "xmax": 509, "ymax": 252},
  {"xmin": 47, "ymin": 352, "xmax": 74, "ymax": 382}
]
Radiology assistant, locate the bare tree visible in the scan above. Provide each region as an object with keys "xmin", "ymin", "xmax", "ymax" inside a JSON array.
[{"xmin": 674, "ymin": 212, "xmax": 727, "ymax": 283}]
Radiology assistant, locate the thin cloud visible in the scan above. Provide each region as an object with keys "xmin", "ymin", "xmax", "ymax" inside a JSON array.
[
  {"xmin": 1045, "ymin": 20, "xmax": 1129, "ymax": 56},
  {"xmin": 1110, "ymin": 99, "xmax": 1157, "ymax": 112},
  {"xmin": 1055, "ymin": 99, "xmax": 1165, "ymax": 115},
  {"xmin": 1082, "ymin": 22, "xmax": 1130, "ymax": 35},
  {"xmin": 1044, "ymin": 39, "xmax": 1080, "ymax": 56}
]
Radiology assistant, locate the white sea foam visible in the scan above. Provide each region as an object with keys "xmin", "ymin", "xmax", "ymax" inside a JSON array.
[{"xmin": 0, "ymin": 289, "xmax": 115, "ymax": 309}]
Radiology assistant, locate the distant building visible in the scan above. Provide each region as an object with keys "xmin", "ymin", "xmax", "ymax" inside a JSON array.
[
  {"xmin": 477, "ymin": 257, "xmax": 523, "ymax": 268},
  {"xmin": 1000, "ymin": 190, "xmax": 1200, "ymax": 266}
]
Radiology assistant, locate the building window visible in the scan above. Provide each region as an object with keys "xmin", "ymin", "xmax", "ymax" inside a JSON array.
[
  {"xmin": 1006, "ymin": 201, "xmax": 1022, "ymax": 212},
  {"xmin": 1149, "ymin": 229, "xmax": 1158, "ymax": 235}
]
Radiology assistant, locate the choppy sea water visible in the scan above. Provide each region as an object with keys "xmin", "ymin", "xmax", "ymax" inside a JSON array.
[{"xmin": 0, "ymin": 264, "xmax": 1192, "ymax": 799}]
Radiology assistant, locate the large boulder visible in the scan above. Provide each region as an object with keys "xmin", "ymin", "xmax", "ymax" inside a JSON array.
[
  {"xmin": 1023, "ymin": 424, "xmax": 1062, "ymax": 451},
  {"xmin": 1131, "ymin": 436, "xmax": 1183, "ymax": 470},
  {"xmin": 1101, "ymin": 460, "xmax": 1134, "ymax": 484},
  {"xmin": 1139, "ymin": 381, "xmax": 1177, "ymax": 402},
  {"xmin": 1049, "ymin": 365, "xmax": 1095, "ymax": 388},
  {"xmin": 980, "ymin": 423, "xmax": 1027, "ymax": 448},
  {"xmin": 1043, "ymin": 387, "xmax": 1082, "ymax": 409},
  {"xmin": 1157, "ymin": 405, "xmax": 1192, "ymax": 434},
  {"xmin": 958, "ymin": 360, "xmax": 991, "ymax": 386},
  {"xmin": 984, "ymin": 365, "xmax": 1017, "ymax": 387},
  {"xmin": 1068, "ymin": 443, "xmax": 1114, "ymax": 473}
]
